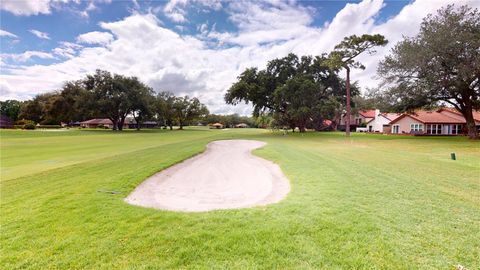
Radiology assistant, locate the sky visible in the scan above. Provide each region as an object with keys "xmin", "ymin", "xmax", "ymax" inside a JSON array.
[{"xmin": 1, "ymin": 0, "xmax": 479, "ymax": 115}]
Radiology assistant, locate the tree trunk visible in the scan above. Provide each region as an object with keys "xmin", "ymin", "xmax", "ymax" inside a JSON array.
[
  {"xmin": 461, "ymin": 106, "xmax": 478, "ymax": 139},
  {"xmin": 109, "ymin": 117, "xmax": 118, "ymax": 131},
  {"xmin": 345, "ymin": 67, "xmax": 351, "ymax": 137},
  {"xmin": 299, "ymin": 125, "xmax": 306, "ymax": 133},
  {"xmin": 118, "ymin": 117, "xmax": 126, "ymax": 131}
]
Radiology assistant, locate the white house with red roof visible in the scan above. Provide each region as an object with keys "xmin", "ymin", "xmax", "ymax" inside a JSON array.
[
  {"xmin": 388, "ymin": 109, "xmax": 480, "ymax": 135},
  {"xmin": 365, "ymin": 110, "xmax": 402, "ymax": 133},
  {"xmin": 339, "ymin": 109, "xmax": 376, "ymax": 130}
]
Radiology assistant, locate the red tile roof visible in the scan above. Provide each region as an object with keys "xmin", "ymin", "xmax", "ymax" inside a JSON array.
[
  {"xmin": 381, "ymin": 113, "xmax": 402, "ymax": 121},
  {"xmin": 438, "ymin": 108, "xmax": 480, "ymax": 122},
  {"xmin": 323, "ymin": 119, "xmax": 332, "ymax": 126},
  {"xmin": 358, "ymin": 109, "xmax": 376, "ymax": 118},
  {"xmin": 390, "ymin": 111, "xmax": 465, "ymax": 124},
  {"xmin": 80, "ymin": 118, "xmax": 113, "ymax": 125}
]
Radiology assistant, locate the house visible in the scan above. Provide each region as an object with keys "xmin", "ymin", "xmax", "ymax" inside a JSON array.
[
  {"xmin": 339, "ymin": 109, "xmax": 376, "ymax": 130},
  {"xmin": 210, "ymin": 123, "xmax": 223, "ymax": 129},
  {"xmin": 127, "ymin": 120, "xmax": 158, "ymax": 129},
  {"xmin": 388, "ymin": 109, "xmax": 480, "ymax": 135},
  {"xmin": 235, "ymin": 123, "xmax": 249, "ymax": 128},
  {"xmin": 366, "ymin": 110, "xmax": 402, "ymax": 133},
  {"xmin": 80, "ymin": 118, "xmax": 117, "ymax": 128}
]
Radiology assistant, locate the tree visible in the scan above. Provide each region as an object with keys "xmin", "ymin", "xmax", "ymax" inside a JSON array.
[
  {"xmin": 173, "ymin": 96, "xmax": 209, "ymax": 129},
  {"xmin": 352, "ymin": 87, "xmax": 396, "ymax": 113},
  {"xmin": 274, "ymin": 76, "xmax": 323, "ymax": 132},
  {"xmin": 225, "ymin": 53, "xmax": 354, "ymax": 132},
  {"xmin": 0, "ymin": 100, "xmax": 22, "ymax": 121},
  {"xmin": 47, "ymin": 81, "xmax": 94, "ymax": 124},
  {"xmin": 83, "ymin": 70, "xmax": 146, "ymax": 131},
  {"xmin": 156, "ymin": 92, "xmax": 176, "ymax": 130},
  {"xmin": 378, "ymin": 5, "xmax": 479, "ymax": 139},
  {"xmin": 19, "ymin": 93, "xmax": 58, "ymax": 124},
  {"xmin": 328, "ymin": 34, "xmax": 388, "ymax": 136},
  {"xmin": 126, "ymin": 79, "xmax": 154, "ymax": 130}
]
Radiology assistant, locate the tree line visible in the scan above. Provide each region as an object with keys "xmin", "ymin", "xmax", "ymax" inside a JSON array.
[{"xmin": 4, "ymin": 70, "xmax": 210, "ymax": 130}]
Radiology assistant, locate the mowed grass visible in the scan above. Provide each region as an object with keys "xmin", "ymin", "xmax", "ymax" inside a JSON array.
[{"xmin": 1, "ymin": 128, "xmax": 479, "ymax": 269}]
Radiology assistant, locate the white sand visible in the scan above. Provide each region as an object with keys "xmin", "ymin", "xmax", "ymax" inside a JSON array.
[{"xmin": 125, "ymin": 140, "xmax": 290, "ymax": 212}]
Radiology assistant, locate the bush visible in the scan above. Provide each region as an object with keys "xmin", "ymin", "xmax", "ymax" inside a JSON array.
[
  {"xmin": 15, "ymin": 119, "xmax": 35, "ymax": 126},
  {"xmin": 37, "ymin": 125, "xmax": 62, "ymax": 129},
  {"xmin": 97, "ymin": 124, "xmax": 104, "ymax": 129},
  {"xmin": 24, "ymin": 123, "xmax": 36, "ymax": 130}
]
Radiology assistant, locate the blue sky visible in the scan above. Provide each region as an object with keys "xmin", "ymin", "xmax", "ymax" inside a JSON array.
[{"xmin": 1, "ymin": 0, "xmax": 478, "ymax": 114}]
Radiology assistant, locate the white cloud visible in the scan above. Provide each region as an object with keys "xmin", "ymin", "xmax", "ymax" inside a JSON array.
[
  {"xmin": 3, "ymin": 0, "xmax": 480, "ymax": 115},
  {"xmin": 164, "ymin": 0, "xmax": 188, "ymax": 22},
  {"xmin": 53, "ymin": 41, "xmax": 83, "ymax": 58},
  {"xmin": 1, "ymin": 0, "xmax": 112, "ymax": 17},
  {"xmin": 1, "ymin": 51, "xmax": 55, "ymax": 62},
  {"xmin": 163, "ymin": 0, "xmax": 223, "ymax": 23},
  {"xmin": 76, "ymin": 31, "xmax": 114, "ymax": 45},
  {"xmin": 1, "ymin": 0, "xmax": 52, "ymax": 16},
  {"xmin": 0, "ymin": 29, "xmax": 18, "ymax": 38},
  {"xmin": 29, "ymin": 29, "xmax": 51, "ymax": 40}
]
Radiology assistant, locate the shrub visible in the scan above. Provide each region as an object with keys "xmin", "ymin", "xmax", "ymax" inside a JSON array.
[
  {"xmin": 97, "ymin": 124, "xmax": 104, "ymax": 129},
  {"xmin": 23, "ymin": 123, "xmax": 36, "ymax": 130},
  {"xmin": 15, "ymin": 119, "xmax": 35, "ymax": 126},
  {"xmin": 37, "ymin": 125, "xmax": 62, "ymax": 129}
]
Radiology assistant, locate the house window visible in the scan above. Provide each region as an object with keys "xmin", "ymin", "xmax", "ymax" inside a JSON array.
[
  {"xmin": 427, "ymin": 124, "xmax": 442, "ymax": 134},
  {"xmin": 410, "ymin": 123, "xmax": 423, "ymax": 132},
  {"xmin": 451, "ymin": 124, "xmax": 462, "ymax": 135},
  {"xmin": 392, "ymin": 125, "xmax": 399, "ymax": 134}
]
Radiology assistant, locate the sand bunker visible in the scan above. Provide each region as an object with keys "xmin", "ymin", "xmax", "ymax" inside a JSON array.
[{"xmin": 125, "ymin": 140, "xmax": 290, "ymax": 212}]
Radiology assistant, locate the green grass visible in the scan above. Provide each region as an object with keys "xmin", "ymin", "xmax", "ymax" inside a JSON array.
[{"xmin": 1, "ymin": 128, "xmax": 479, "ymax": 269}]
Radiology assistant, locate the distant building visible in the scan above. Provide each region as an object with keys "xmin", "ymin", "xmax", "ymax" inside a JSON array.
[
  {"xmin": 80, "ymin": 119, "xmax": 116, "ymax": 128},
  {"xmin": 388, "ymin": 109, "xmax": 480, "ymax": 135},
  {"xmin": 235, "ymin": 123, "xmax": 249, "ymax": 128},
  {"xmin": 339, "ymin": 109, "xmax": 376, "ymax": 130},
  {"xmin": 365, "ymin": 110, "xmax": 402, "ymax": 133},
  {"xmin": 210, "ymin": 123, "xmax": 223, "ymax": 129},
  {"xmin": 355, "ymin": 108, "xmax": 480, "ymax": 135}
]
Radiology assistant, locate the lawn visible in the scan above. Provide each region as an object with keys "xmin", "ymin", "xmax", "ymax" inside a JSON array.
[{"xmin": 1, "ymin": 128, "xmax": 479, "ymax": 269}]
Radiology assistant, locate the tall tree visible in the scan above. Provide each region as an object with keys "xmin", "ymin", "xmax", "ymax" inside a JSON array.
[
  {"xmin": 19, "ymin": 93, "xmax": 58, "ymax": 124},
  {"xmin": 48, "ymin": 81, "xmax": 94, "ymax": 124},
  {"xmin": 225, "ymin": 53, "xmax": 354, "ymax": 132},
  {"xmin": 83, "ymin": 70, "xmax": 135, "ymax": 131},
  {"xmin": 274, "ymin": 76, "xmax": 323, "ymax": 132},
  {"xmin": 126, "ymin": 78, "xmax": 154, "ymax": 130},
  {"xmin": 0, "ymin": 100, "xmax": 22, "ymax": 122},
  {"xmin": 378, "ymin": 5, "xmax": 480, "ymax": 139},
  {"xmin": 173, "ymin": 96, "xmax": 209, "ymax": 130},
  {"xmin": 156, "ymin": 91, "xmax": 176, "ymax": 130},
  {"xmin": 328, "ymin": 34, "xmax": 388, "ymax": 136}
]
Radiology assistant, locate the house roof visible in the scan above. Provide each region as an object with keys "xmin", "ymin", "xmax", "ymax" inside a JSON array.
[
  {"xmin": 80, "ymin": 118, "xmax": 112, "ymax": 125},
  {"xmin": 390, "ymin": 111, "xmax": 466, "ymax": 124},
  {"xmin": 211, "ymin": 123, "xmax": 223, "ymax": 126},
  {"xmin": 437, "ymin": 108, "xmax": 480, "ymax": 122},
  {"xmin": 358, "ymin": 109, "xmax": 376, "ymax": 118},
  {"xmin": 382, "ymin": 113, "xmax": 403, "ymax": 121}
]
